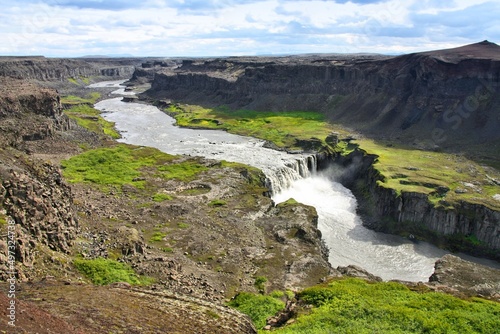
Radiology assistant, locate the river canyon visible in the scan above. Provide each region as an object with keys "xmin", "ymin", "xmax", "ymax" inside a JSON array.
[{"xmin": 96, "ymin": 80, "xmax": 499, "ymax": 282}]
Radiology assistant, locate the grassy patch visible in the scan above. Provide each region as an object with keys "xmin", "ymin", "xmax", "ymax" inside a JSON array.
[
  {"xmin": 61, "ymin": 92, "xmax": 101, "ymax": 105},
  {"xmin": 157, "ymin": 161, "xmax": 209, "ymax": 182},
  {"xmin": 270, "ymin": 278, "xmax": 500, "ymax": 334},
  {"xmin": 177, "ymin": 222, "xmax": 190, "ymax": 229},
  {"xmin": 149, "ymin": 232, "xmax": 167, "ymax": 242},
  {"xmin": 356, "ymin": 139, "xmax": 500, "ymax": 210},
  {"xmin": 64, "ymin": 104, "xmax": 120, "ymax": 139},
  {"xmin": 73, "ymin": 258, "xmax": 153, "ymax": 286},
  {"xmin": 152, "ymin": 193, "xmax": 173, "ymax": 202},
  {"xmin": 208, "ymin": 199, "xmax": 227, "ymax": 207},
  {"xmin": 276, "ymin": 198, "xmax": 299, "ymax": 207},
  {"xmin": 254, "ymin": 276, "xmax": 268, "ymax": 294},
  {"xmin": 227, "ymin": 292, "xmax": 285, "ymax": 329},
  {"xmin": 167, "ymin": 105, "xmax": 341, "ymax": 149},
  {"xmin": 61, "ymin": 144, "xmax": 176, "ymax": 191}
]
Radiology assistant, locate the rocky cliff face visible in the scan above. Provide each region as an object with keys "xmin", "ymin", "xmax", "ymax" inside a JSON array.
[
  {"xmin": 0, "ymin": 57, "xmax": 139, "ymax": 81},
  {"xmin": 0, "ymin": 78, "xmax": 71, "ymax": 149},
  {"xmin": 0, "ymin": 77, "xmax": 79, "ymax": 280},
  {"xmin": 145, "ymin": 41, "xmax": 500, "ymax": 153},
  {"xmin": 336, "ymin": 148, "xmax": 500, "ymax": 260}
]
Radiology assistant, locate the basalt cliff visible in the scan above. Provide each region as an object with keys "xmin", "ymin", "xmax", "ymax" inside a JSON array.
[{"xmin": 144, "ymin": 41, "xmax": 500, "ymax": 157}]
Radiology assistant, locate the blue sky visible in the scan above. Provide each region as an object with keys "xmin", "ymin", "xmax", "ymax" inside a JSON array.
[{"xmin": 0, "ymin": 0, "xmax": 498, "ymax": 57}]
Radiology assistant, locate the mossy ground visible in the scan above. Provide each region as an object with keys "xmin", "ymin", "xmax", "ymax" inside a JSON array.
[
  {"xmin": 61, "ymin": 91, "xmax": 100, "ymax": 105},
  {"xmin": 167, "ymin": 104, "xmax": 343, "ymax": 149},
  {"xmin": 64, "ymin": 104, "xmax": 121, "ymax": 139},
  {"xmin": 230, "ymin": 278, "xmax": 500, "ymax": 333},
  {"xmin": 73, "ymin": 257, "xmax": 154, "ymax": 286},
  {"xmin": 356, "ymin": 139, "xmax": 500, "ymax": 210},
  {"xmin": 60, "ymin": 144, "xmax": 210, "ymax": 192}
]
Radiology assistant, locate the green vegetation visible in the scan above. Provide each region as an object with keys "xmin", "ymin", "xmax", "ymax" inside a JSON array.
[
  {"xmin": 167, "ymin": 105, "xmax": 338, "ymax": 149},
  {"xmin": 254, "ymin": 276, "xmax": 268, "ymax": 293},
  {"xmin": 230, "ymin": 278, "xmax": 500, "ymax": 333},
  {"xmin": 276, "ymin": 278, "xmax": 500, "ymax": 333},
  {"xmin": 208, "ymin": 199, "xmax": 227, "ymax": 207},
  {"xmin": 64, "ymin": 104, "xmax": 120, "ymax": 139},
  {"xmin": 276, "ymin": 198, "xmax": 299, "ymax": 207},
  {"xmin": 152, "ymin": 193, "xmax": 173, "ymax": 202},
  {"xmin": 0, "ymin": 211, "xmax": 7, "ymax": 226},
  {"xmin": 157, "ymin": 161, "xmax": 209, "ymax": 182},
  {"xmin": 61, "ymin": 144, "xmax": 176, "ymax": 191},
  {"xmin": 61, "ymin": 144, "xmax": 211, "ymax": 192},
  {"xmin": 73, "ymin": 257, "xmax": 153, "ymax": 286},
  {"xmin": 227, "ymin": 292, "xmax": 285, "ymax": 329},
  {"xmin": 149, "ymin": 232, "xmax": 167, "ymax": 242},
  {"xmin": 356, "ymin": 139, "xmax": 500, "ymax": 210},
  {"xmin": 177, "ymin": 222, "xmax": 189, "ymax": 229},
  {"xmin": 161, "ymin": 247, "xmax": 173, "ymax": 253},
  {"xmin": 61, "ymin": 92, "xmax": 101, "ymax": 105}
]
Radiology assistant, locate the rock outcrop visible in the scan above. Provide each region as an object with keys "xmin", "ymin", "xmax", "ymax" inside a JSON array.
[
  {"xmin": 0, "ymin": 163, "xmax": 78, "ymax": 280},
  {"xmin": 429, "ymin": 254, "xmax": 500, "ymax": 300},
  {"xmin": 0, "ymin": 76, "xmax": 79, "ymax": 280}
]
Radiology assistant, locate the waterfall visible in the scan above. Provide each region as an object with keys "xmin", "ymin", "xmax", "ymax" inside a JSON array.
[{"xmin": 265, "ymin": 154, "xmax": 317, "ymax": 195}]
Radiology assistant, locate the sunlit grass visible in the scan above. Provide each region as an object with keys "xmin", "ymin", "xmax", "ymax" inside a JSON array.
[
  {"xmin": 229, "ymin": 278, "xmax": 500, "ymax": 333},
  {"xmin": 168, "ymin": 105, "xmax": 339, "ymax": 149},
  {"xmin": 61, "ymin": 92, "xmax": 101, "ymax": 105},
  {"xmin": 64, "ymin": 104, "xmax": 121, "ymax": 139},
  {"xmin": 73, "ymin": 257, "xmax": 154, "ymax": 286},
  {"xmin": 356, "ymin": 139, "xmax": 500, "ymax": 210},
  {"xmin": 61, "ymin": 144, "xmax": 210, "ymax": 192}
]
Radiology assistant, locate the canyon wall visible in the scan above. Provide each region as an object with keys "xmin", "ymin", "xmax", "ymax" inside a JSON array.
[
  {"xmin": 145, "ymin": 41, "xmax": 500, "ymax": 151},
  {"xmin": 0, "ymin": 56, "xmax": 140, "ymax": 81},
  {"xmin": 336, "ymin": 148, "xmax": 500, "ymax": 260}
]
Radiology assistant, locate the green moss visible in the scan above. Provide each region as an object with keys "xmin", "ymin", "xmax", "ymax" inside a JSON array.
[
  {"xmin": 177, "ymin": 223, "xmax": 189, "ymax": 229},
  {"xmin": 254, "ymin": 276, "xmax": 268, "ymax": 293},
  {"xmin": 61, "ymin": 92, "xmax": 101, "ymax": 105},
  {"xmin": 152, "ymin": 193, "xmax": 173, "ymax": 202},
  {"xmin": 61, "ymin": 144, "xmax": 176, "ymax": 191},
  {"xmin": 276, "ymin": 198, "xmax": 299, "ymax": 207},
  {"xmin": 73, "ymin": 258, "xmax": 153, "ymax": 286},
  {"xmin": 157, "ymin": 161, "xmax": 209, "ymax": 182},
  {"xmin": 64, "ymin": 104, "xmax": 120, "ymax": 139},
  {"xmin": 167, "ymin": 104, "xmax": 342, "ymax": 149},
  {"xmin": 149, "ymin": 232, "xmax": 167, "ymax": 242},
  {"xmin": 271, "ymin": 278, "xmax": 500, "ymax": 334},
  {"xmin": 356, "ymin": 139, "xmax": 500, "ymax": 210},
  {"xmin": 227, "ymin": 292, "xmax": 285, "ymax": 329},
  {"xmin": 208, "ymin": 199, "xmax": 227, "ymax": 207}
]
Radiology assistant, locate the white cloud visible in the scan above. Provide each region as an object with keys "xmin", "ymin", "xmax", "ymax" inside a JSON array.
[{"xmin": 0, "ymin": 0, "xmax": 498, "ymax": 56}]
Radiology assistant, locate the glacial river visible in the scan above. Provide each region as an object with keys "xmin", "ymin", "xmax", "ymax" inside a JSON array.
[{"xmin": 91, "ymin": 80, "xmax": 499, "ymax": 282}]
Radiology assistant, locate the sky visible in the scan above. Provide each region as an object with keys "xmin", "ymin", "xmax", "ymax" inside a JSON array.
[{"xmin": 0, "ymin": 0, "xmax": 498, "ymax": 57}]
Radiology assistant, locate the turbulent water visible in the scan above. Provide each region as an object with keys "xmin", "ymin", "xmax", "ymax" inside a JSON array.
[{"xmin": 93, "ymin": 80, "xmax": 498, "ymax": 282}]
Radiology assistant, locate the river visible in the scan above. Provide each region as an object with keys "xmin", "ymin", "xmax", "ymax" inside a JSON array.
[{"xmin": 91, "ymin": 80, "xmax": 499, "ymax": 282}]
